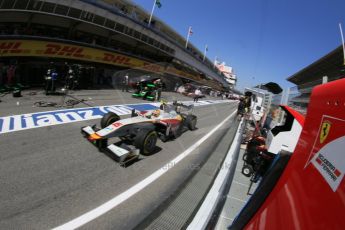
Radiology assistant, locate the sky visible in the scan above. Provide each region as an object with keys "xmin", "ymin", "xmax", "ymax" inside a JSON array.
[{"xmin": 130, "ymin": 0, "xmax": 345, "ymax": 91}]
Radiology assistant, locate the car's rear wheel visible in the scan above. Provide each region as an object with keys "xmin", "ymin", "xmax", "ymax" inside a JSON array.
[
  {"xmin": 186, "ymin": 115, "xmax": 197, "ymax": 130},
  {"xmin": 134, "ymin": 129, "xmax": 158, "ymax": 155},
  {"xmin": 101, "ymin": 112, "xmax": 120, "ymax": 128}
]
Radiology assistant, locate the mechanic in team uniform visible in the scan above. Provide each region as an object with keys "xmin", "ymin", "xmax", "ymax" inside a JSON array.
[
  {"xmin": 45, "ymin": 68, "xmax": 58, "ymax": 95},
  {"xmin": 154, "ymin": 79, "xmax": 163, "ymax": 101},
  {"xmin": 122, "ymin": 74, "xmax": 129, "ymax": 92},
  {"xmin": 193, "ymin": 88, "xmax": 202, "ymax": 102},
  {"xmin": 237, "ymin": 97, "xmax": 246, "ymax": 119}
]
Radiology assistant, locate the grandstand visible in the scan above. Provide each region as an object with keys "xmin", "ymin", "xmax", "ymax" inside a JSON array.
[
  {"xmin": 0, "ymin": 0, "xmax": 230, "ymax": 90},
  {"xmin": 287, "ymin": 45, "xmax": 344, "ymax": 112}
]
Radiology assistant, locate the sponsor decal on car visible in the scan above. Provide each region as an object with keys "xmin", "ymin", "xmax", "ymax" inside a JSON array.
[
  {"xmin": 320, "ymin": 120, "xmax": 331, "ymax": 144},
  {"xmin": 112, "ymin": 122, "xmax": 123, "ymax": 128},
  {"xmin": 306, "ymin": 116, "xmax": 345, "ymax": 192},
  {"xmin": 103, "ymin": 126, "xmax": 114, "ymax": 131}
]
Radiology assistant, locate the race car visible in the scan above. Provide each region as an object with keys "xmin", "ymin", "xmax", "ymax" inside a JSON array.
[
  {"xmin": 229, "ymin": 76, "xmax": 345, "ymax": 230},
  {"xmin": 81, "ymin": 102, "xmax": 197, "ymax": 165},
  {"xmin": 132, "ymin": 79, "xmax": 158, "ymax": 101}
]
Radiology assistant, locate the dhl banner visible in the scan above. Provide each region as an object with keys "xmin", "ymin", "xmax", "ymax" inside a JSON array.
[
  {"xmin": 0, "ymin": 39, "xmax": 156, "ymax": 69},
  {"xmin": 0, "ymin": 39, "xmax": 221, "ymax": 90}
]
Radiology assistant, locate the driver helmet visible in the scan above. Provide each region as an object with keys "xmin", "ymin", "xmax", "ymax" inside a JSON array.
[
  {"xmin": 160, "ymin": 100, "xmax": 167, "ymax": 110},
  {"xmin": 152, "ymin": 109, "xmax": 161, "ymax": 117}
]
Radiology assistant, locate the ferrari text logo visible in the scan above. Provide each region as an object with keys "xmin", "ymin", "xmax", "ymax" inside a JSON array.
[{"xmin": 320, "ymin": 121, "xmax": 331, "ymax": 144}]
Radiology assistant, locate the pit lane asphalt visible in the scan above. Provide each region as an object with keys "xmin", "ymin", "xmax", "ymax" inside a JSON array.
[{"xmin": 0, "ymin": 101, "xmax": 238, "ymax": 229}]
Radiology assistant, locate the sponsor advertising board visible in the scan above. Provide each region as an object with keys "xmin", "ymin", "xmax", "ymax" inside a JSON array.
[
  {"xmin": 0, "ymin": 100, "xmax": 226, "ymax": 135},
  {"xmin": 0, "ymin": 40, "xmax": 221, "ymax": 88}
]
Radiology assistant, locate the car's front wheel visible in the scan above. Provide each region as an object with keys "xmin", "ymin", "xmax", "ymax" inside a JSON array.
[
  {"xmin": 134, "ymin": 129, "xmax": 158, "ymax": 155},
  {"xmin": 101, "ymin": 112, "xmax": 120, "ymax": 128}
]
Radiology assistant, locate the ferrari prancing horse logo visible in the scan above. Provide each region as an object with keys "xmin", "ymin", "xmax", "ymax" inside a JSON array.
[{"xmin": 320, "ymin": 121, "xmax": 331, "ymax": 144}]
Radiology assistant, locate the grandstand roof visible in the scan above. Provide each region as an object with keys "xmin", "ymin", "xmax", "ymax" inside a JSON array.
[
  {"xmin": 287, "ymin": 45, "xmax": 345, "ymax": 86},
  {"xmin": 101, "ymin": 0, "xmax": 210, "ymax": 63}
]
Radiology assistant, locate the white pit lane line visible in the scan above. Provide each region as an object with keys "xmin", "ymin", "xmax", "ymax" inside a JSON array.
[{"xmin": 53, "ymin": 110, "xmax": 237, "ymax": 230}]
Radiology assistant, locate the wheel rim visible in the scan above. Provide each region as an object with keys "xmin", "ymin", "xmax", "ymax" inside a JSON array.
[{"xmin": 144, "ymin": 132, "xmax": 157, "ymax": 153}]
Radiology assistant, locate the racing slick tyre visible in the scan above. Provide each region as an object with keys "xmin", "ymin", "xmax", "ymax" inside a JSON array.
[
  {"xmin": 242, "ymin": 165, "xmax": 254, "ymax": 177},
  {"xmin": 186, "ymin": 115, "xmax": 197, "ymax": 130},
  {"xmin": 134, "ymin": 129, "xmax": 158, "ymax": 155},
  {"xmin": 101, "ymin": 112, "xmax": 120, "ymax": 128}
]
